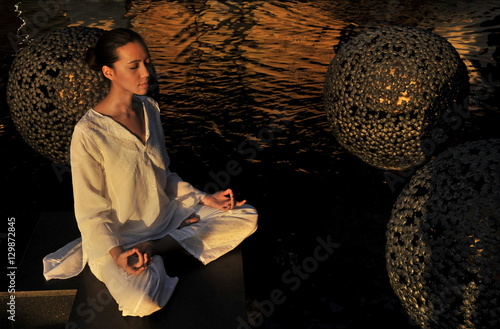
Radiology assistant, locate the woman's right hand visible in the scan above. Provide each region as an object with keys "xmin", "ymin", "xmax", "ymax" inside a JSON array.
[{"xmin": 109, "ymin": 246, "xmax": 150, "ymax": 275}]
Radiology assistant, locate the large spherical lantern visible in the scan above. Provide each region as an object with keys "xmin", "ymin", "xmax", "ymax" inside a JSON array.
[
  {"xmin": 386, "ymin": 139, "xmax": 500, "ymax": 329},
  {"xmin": 7, "ymin": 27, "xmax": 108, "ymax": 165},
  {"xmin": 324, "ymin": 26, "xmax": 470, "ymax": 170}
]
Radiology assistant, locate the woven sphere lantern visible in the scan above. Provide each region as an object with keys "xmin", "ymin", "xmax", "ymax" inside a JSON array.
[
  {"xmin": 324, "ymin": 26, "xmax": 470, "ymax": 170},
  {"xmin": 386, "ymin": 139, "xmax": 500, "ymax": 329},
  {"xmin": 7, "ymin": 26, "xmax": 108, "ymax": 165}
]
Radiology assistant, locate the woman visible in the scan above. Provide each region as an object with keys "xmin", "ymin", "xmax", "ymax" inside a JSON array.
[{"xmin": 43, "ymin": 28, "xmax": 258, "ymax": 317}]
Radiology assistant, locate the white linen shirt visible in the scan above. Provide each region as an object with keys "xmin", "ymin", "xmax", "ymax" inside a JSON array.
[{"xmin": 71, "ymin": 95, "xmax": 206, "ymax": 264}]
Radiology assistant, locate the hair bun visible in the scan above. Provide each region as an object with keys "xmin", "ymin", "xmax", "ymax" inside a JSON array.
[
  {"xmin": 84, "ymin": 29, "xmax": 148, "ymax": 76},
  {"xmin": 85, "ymin": 47, "xmax": 101, "ymax": 71}
]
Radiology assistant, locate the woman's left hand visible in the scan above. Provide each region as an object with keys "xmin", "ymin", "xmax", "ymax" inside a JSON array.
[{"xmin": 201, "ymin": 188, "xmax": 246, "ymax": 212}]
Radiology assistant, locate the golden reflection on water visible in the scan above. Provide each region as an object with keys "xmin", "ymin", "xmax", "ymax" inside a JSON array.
[
  {"xmin": 131, "ymin": 1, "xmax": 343, "ymax": 94},
  {"xmin": 65, "ymin": 0, "xmax": 128, "ymax": 30},
  {"xmin": 123, "ymin": 0, "xmax": 500, "ymax": 162},
  {"xmin": 128, "ymin": 1, "xmax": 346, "ymax": 157},
  {"xmin": 1, "ymin": 0, "xmax": 499, "ymax": 160},
  {"xmin": 413, "ymin": 1, "xmax": 500, "ymax": 101},
  {"xmin": 126, "ymin": 0, "xmax": 500, "ymax": 108}
]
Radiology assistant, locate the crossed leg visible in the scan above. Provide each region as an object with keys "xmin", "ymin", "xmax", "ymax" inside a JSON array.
[{"xmin": 90, "ymin": 203, "xmax": 258, "ymax": 316}]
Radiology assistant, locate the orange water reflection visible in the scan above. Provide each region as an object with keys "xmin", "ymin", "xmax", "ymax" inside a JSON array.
[{"xmin": 1, "ymin": 0, "xmax": 499, "ymax": 162}]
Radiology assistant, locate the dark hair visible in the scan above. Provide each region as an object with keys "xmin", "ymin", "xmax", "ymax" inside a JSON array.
[{"xmin": 85, "ymin": 28, "xmax": 149, "ymax": 72}]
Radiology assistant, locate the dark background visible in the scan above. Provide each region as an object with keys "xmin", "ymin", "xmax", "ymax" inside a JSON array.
[{"xmin": 1, "ymin": 1, "xmax": 499, "ymax": 328}]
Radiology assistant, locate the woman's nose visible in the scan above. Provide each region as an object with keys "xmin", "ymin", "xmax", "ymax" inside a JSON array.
[
  {"xmin": 146, "ymin": 63, "xmax": 155, "ymax": 79},
  {"xmin": 140, "ymin": 63, "xmax": 150, "ymax": 78}
]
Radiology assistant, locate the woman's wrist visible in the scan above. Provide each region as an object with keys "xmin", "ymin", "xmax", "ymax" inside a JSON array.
[
  {"xmin": 200, "ymin": 195, "xmax": 209, "ymax": 205},
  {"xmin": 109, "ymin": 245, "xmax": 124, "ymax": 263}
]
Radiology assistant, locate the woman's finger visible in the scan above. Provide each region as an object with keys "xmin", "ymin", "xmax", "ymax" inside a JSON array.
[
  {"xmin": 236, "ymin": 199, "xmax": 247, "ymax": 207},
  {"xmin": 127, "ymin": 249, "xmax": 144, "ymax": 268},
  {"xmin": 230, "ymin": 192, "xmax": 235, "ymax": 209},
  {"xmin": 222, "ymin": 188, "xmax": 235, "ymax": 209},
  {"xmin": 122, "ymin": 248, "xmax": 139, "ymax": 257},
  {"xmin": 135, "ymin": 250, "xmax": 145, "ymax": 267},
  {"xmin": 129, "ymin": 265, "xmax": 146, "ymax": 276}
]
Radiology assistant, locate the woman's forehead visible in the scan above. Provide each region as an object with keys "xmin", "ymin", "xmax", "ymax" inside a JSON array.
[{"xmin": 116, "ymin": 42, "xmax": 149, "ymax": 62}]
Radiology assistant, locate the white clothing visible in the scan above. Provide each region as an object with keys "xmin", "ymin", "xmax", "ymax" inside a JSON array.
[
  {"xmin": 72, "ymin": 96, "xmax": 207, "ymax": 264},
  {"xmin": 43, "ymin": 96, "xmax": 258, "ymax": 316},
  {"xmin": 93, "ymin": 254, "xmax": 179, "ymax": 317},
  {"xmin": 169, "ymin": 203, "xmax": 258, "ymax": 265}
]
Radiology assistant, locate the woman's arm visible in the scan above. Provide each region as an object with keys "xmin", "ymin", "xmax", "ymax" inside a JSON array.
[
  {"xmin": 70, "ymin": 128, "xmax": 122, "ymax": 262},
  {"xmin": 72, "ymin": 128, "xmax": 154, "ymax": 275},
  {"xmin": 164, "ymin": 167, "xmax": 207, "ymax": 206}
]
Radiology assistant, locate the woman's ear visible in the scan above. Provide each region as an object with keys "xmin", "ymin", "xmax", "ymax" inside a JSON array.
[{"xmin": 102, "ymin": 65, "xmax": 114, "ymax": 81}]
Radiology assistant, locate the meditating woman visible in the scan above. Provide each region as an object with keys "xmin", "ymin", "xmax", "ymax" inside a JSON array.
[{"xmin": 43, "ymin": 28, "xmax": 258, "ymax": 317}]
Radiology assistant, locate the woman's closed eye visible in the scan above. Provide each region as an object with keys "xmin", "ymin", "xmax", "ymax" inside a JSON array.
[{"xmin": 130, "ymin": 60, "xmax": 151, "ymax": 70}]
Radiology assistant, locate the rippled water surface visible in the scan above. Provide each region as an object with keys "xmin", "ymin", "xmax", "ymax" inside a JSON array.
[
  {"xmin": 1, "ymin": 1, "xmax": 499, "ymax": 328},
  {"xmin": 128, "ymin": 0, "xmax": 500, "ymax": 176},
  {"xmin": 2, "ymin": 1, "xmax": 499, "ymax": 176}
]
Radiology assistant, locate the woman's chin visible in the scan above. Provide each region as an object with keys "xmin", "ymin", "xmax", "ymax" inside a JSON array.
[{"xmin": 135, "ymin": 89, "xmax": 149, "ymax": 96}]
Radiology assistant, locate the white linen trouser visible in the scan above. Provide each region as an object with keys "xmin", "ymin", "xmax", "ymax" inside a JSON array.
[{"xmin": 89, "ymin": 204, "xmax": 258, "ymax": 317}]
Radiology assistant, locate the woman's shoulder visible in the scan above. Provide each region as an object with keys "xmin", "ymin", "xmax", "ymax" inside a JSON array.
[
  {"xmin": 73, "ymin": 109, "xmax": 108, "ymax": 141},
  {"xmin": 75, "ymin": 108, "xmax": 101, "ymax": 128}
]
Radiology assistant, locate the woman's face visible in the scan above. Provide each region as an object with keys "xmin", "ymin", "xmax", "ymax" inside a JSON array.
[{"xmin": 104, "ymin": 41, "xmax": 151, "ymax": 96}]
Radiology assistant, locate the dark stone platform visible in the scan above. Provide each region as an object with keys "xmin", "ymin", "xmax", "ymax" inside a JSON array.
[
  {"xmin": 68, "ymin": 248, "xmax": 247, "ymax": 329},
  {"xmin": 1, "ymin": 211, "xmax": 248, "ymax": 329}
]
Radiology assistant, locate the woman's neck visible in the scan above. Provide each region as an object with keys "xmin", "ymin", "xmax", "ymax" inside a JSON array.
[{"xmin": 94, "ymin": 86, "xmax": 136, "ymax": 117}]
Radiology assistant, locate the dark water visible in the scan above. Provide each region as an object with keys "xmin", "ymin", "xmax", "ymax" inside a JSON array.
[{"xmin": 1, "ymin": 1, "xmax": 499, "ymax": 328}]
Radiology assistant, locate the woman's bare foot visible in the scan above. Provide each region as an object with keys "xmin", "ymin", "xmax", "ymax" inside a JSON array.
[
  {"xmin": 128, "ymin": 214, "xmax": 199, "ymax": 265},
  {"xmin": 177, "ymin": 213, "xmax": 200, "ymax": 229}
]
